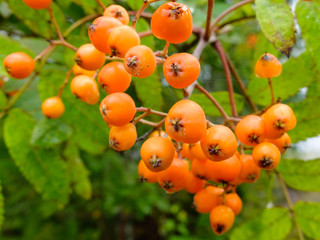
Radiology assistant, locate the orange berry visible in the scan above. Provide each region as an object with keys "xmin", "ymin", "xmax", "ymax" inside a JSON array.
[
  {"xmin": 157, "ymin": 158, "xmax": 189, "ymax": 193},
  {"xmin": 252, "ymin": 142, "xmax": 281, "ymax": 170},
  {"xmin": 98, "ymin": 62, "xmax": 131, "ymax": 93},
  {"xmin": 23, "ymin": 0, "xmax": 52, "ymax": 9},
  {"xmin": 180, "ymin": 143, "xmax": 193, "ymax": 160},
  {"xmin": 201, "ymin": 125, "xmax": 238, "ymax": 161},
  {"xmin": 193, "ymin": 186, "xmax": 224, "ymax": 213},
  {"xmin": 109, "ymin": 123, "xmax": 137, "ymax": 151},
  {"xmin": 140, "ymin": 136, "xmax": 175, "ymax": 172},
  {"xmin": 163, "ymin": 53, "xmax": 200, "ymax": 89},
  {"xmin": 237, "ymin": 154, "xmax": 261, "ymax": 183},
  {"xmin": 151, "ymin": 2, "xmax": 193, "ymax": 44},
  {"xmin": 262, "ymin": 103, "xmax": 296, "ymax": 139},
  {"xmin": 210, "ymin": 205, "xmax": 235, "ymax": 235},
  {"xmin": 185, "ymin": 171, "xmax": 205, "ymax": 194},
  {"xmin": 41, "ymin": 96, "xmax": 65, "ymax": 119},
  {"xmin": 103, "ymin": 4, "xmax": 129, "ymax": 25},
  {"xmin": 254, "ymin": 53, "xmax": 282, "ymax": 78},
  {"xmin": 74, "ymin": 44, "xmax": 105, "ymax": 71},
  {"xmin": 3, "ymin": 52, "xmax": 35, "ymax": 79},
  {"xmin": 88, "ymin": 16, "xmax": 122, "ymax": 54},
  {"xmin": 235, "ymin": 115, "xmax": 266, "ymax": 146},
  {"xmin": 206, "ymin": 155, "xmax": 241, "ymax": 184},
  {"xmin": 72, "ymin": 64, "xmax": 95, "ymax": 77},
  {"xmin": 265, "ymin": 133, "xmax": 291, "ymax": 154},
  {"xmin": 165, "ymin": 99, "xmax": 207, "ymax": 144},
  {"xmin": 225, "ymin": 193, "xmax": 242, "ymax": 215},
  {"xmin": 124, "ymin": 45, "xmax": 156, "ymax": 78},
  {"xmin": 70, "ymin": 75, "xmax": 100, "ymax": 105},
  {"xmin": 191, "ymin": 158, "xmax": 208, "ymax": 180},
  {"xmin": 99, "ymin": 92, "xmax": 136, "ymax": 126},
  {"xmin": 189, "ymin": 141, "xmax": 207, "ymax": 161},
  {"xmin": 108, "ymin": 25, "xmax": 140, "ymax": 57},
  {"xmin": 138, "ymin": 160, "xmax": 158, "ymax": 183},
  {"xmin": 150, "ymin": 130, "xmax": 170, "ymax": 140}
]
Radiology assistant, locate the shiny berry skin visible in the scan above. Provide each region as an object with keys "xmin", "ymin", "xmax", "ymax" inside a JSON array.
[
  {"xmin": 103, "ymin": 4, "xmax": 130, "ymax": 25},
  {"xmin": 252, "ymin": 142, "xmax": 281, "ymax": 170},
  {"xmin": 3, "ymin": 52, "xmax": 35, "ymax": 79},
  {"xmin": 109, "ymin": 123, "xmax": 137, "ymax": 151},
  {"xmin": 74, "ymin": 44, "xmax": 105, "ymax": 71},
  {"xmin": 210, "ymin": 205, "xmax": 235, "ymax": 235},
  {"xmin": 41, "ymin": 96, "xmax": 65, "ymax": 119},
  {"xmin": 70, "ymin": 75, "xmax": 100, "ymax": 105},
  {"xmin": 23, "ymin": 0, "xmax": 52, "ymax": 9},
  {"xmin": 138, "ymin": 160, "xmax": 158, "ymax": 183},
  {"xmin": 98, "ymin": 62, "xmax": 131, "ymax": 93},
  {"xmin": 254, "ymin": 53, "xmax": 282, "ymax": 78},
  {"xmin": 151, "ymin": 2, "xmax": 193, "ymax": 44},
  {"xmin": 124, "ymin": 45, "xmax": 156, "ymax": 78},
  {"xmin": 265, "ymin": 133, "xmax": 291, "ymax": 154},
  {"xmin": 163, "ymin": 53, "xmax": 200, "ymax": 89},
  {"xmin": 88, "ymin": 16, "xmax": 122, "ymax": 54}
]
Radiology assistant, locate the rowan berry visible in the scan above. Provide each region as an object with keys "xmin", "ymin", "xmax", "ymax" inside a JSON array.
[
  {"xmin": 210, "ymin": 205, "xmax": 235, "ymax": 235},
  {"xmin": 254, "ymin": 53, "xmax": 282, "ymax": 78},
  {"xmin": 41, "ymin": 96, "xmax": 65, "ymax": 119},
  {"xmin": 3, "ymin": 52, "xmax": 35, "ymax": 79},
  {"xmin": 191, "ymin": 158, "xmax": 208, "ymax": 180},
  {"xmin": 252, "ymin": 142, "xmax": 281, "ymax": 170},
  {"xmin": 224, "ymin": 193, "xmax": 242, "ymax": 215},
  {"xmin": 185, "ymin": 172, "xmax": 205, "ymax": 194},
  {"xmin": 23, "ymin": 0, "xmax": 52, "ymax": 9},
  {"xmin": 74, "ymin": 44, "xmax": 105, "ymax": 71},
  {"xmin": 265, "ymin": 133, "xmax": 291, "ymax": 154},
  {"xmin": 70, "ymin": 75, "xmax": 100, "ymax": 105},
  {"xmin": 103, "ymin": 5, "xmax": 129, "ymax": 25},
  {"xmin": 237, "ymin": 154, "xmax": 261, "ymax": 183},
  {"xmin": 193, "ymin": 186, "xmax": 224, "ymax": 213},
  {"xmin": 72, "ymin": 64, "xmax": 95, "ymax": 77},
  {"xmin": 109, "ymin": 123, "xmax": 137, "ymax": 151},
  {"xmin": 138, "ymin": 160, "xmax": 158, "ymax": 183}
]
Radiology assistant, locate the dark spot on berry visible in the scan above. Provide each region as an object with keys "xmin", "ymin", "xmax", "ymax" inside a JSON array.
[
  {"xmin": 215, "ymin": 224, "xmax": 225, "ymax": 234},
  {"xmin": 259, "ymin": 156, "xmax": 273, "ymax": 168},
  {"xmin": 208, "ymin": 144, "xmax": 221, "ymax": 156}
]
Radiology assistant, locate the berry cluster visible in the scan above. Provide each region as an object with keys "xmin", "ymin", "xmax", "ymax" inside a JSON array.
[{"xmin": 2, "ymin": 0, "xmax": 297, "ymax": 236}]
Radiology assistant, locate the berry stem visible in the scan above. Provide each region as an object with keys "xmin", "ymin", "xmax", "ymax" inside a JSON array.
[
  {"xmin": 161, "ymin": 41, "xmax": 170, "ymax": 58},
  {"xmin": 57, "ymin": 69, "xmax": 73, "ymax": 97},
  {"xmin": 275, "ymin": 171, "xmax": 305, "ymax": 240},
  {"xmin": 138, "ymin": 118, "xmax": 165, "ymax": 128},
  {"xmin": 136, "ymin": 107, "xmax": 168, "ymax": 117},
  {"xmin": 34, "ymin": 43, "xmax": 55, "ymax": 62},
  {"xmin": 95, "ymin": 0, "xmax": 106, "ymax": 10},
  {"xmin": 48, "ymin": 7, "xmax": 64, "ymax": 41},
  {"xmin": 268, "ymin": 77, "xmax": 275, "ymax": 105},
  {"xmin": 194, "ymin": 83, "xmax": 230, "ymax": 121},
  {"xmin": 128, "ymin": 11, "xmax": 153, "ymax": 19},
  {"xmin": 204, "ymin": 0, "xmax": 215, "ymax": 41},
  {"xmin": 209, "ymin": 0, "xmax": 254, "ymax": 34},
  {"xmin": 136, "ymin": 118, "xmax": 166, "ymax": 142},
  {"xmin": 133, "ymin": 112, "xmax": 151, "ymax": 124},
  {"xmin": 63, "ymin": 14, "xmax": 99, "ymax": 37},
  {"xmin": 132, "ymin": 0, "xmax": 150, "ymax": 29},
  {"xmin": 52, "ymin": 40, "xmax": 77, "ymax": 51},
  {"xmin": 226, "ymin": 56, "xmax": 258, "ymax": 112},
  {"xmin": 213, "ymin": 40, "xmax": 237, "ymax": 117},
  {"xmin": 139, "ymin": 30, "xmax": 153, "ymax": 38}
]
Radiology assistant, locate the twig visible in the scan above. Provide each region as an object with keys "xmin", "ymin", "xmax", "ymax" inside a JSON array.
[
  {"xmin": 132, "ymin": 0, "xmax": 150, "ymax": 29},
  {"xmin": 136, "ymin": 128, "xmax": 155, "ymax": 142},
  {"xmin": 213, "ymin": 40, "xmax": 237, "ymax": 117},
  {"xmin": 48, "ymin": 7, "xmax": 64, "ymax": 41},
  {"xmin": 209, "ymin": 0, "xmax": 254, "ymax": 34},
  {"xmin": 128, "ymin": 11, "xmax": 152, "ymax": 19},
  {"xmin": 216, "ymin": 15, "xmax": 256, "ymax": 31},
  {"xmin": 136, "ymin": 107, "xmax": 167, "ymax": 117},
  {"xmin": 133, "ymin": 112, "xmax": 151, "ymax": 124},
  {"xmin": 52, "ymin": 40, "xmax": 77, "ymax": 51},
  {"xmin": 139, "ymin": 30, "xmax": 153, "ymax": 38},
  {"xmin": 226, "ymin": 55, "xmax": 258, "ymax": 112},
  {"xmin": 95, "ymin": 0, "xmax": 106, "ymax": 10},
  {"xmin": 34, "ymin": 43, "xmax": 54, "ymax": 62},
  {"xmin": 58, "ymin": 69, "xmax": 73, "ymax": 97},
  {"xmin": 63, "ymin": 14, "xmax": 100, "ymax": 37},
  {"xmin": 275, "ymin": 171, "xmax": 305, "ymax": 240},
  {"xmin": 268, "ymin": 78, "xmax": 275, "ymax": 105},
  {"xmin": 204, "ymin": 0, "xmax": 215, "ymax": 41},
  {"xmin": 194, "ymin": 83, "xmax": 229, "ymax": 121}
]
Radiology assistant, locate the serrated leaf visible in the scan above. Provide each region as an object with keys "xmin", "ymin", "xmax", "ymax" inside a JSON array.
[
  {"xmin": 296, "ymin": 0, "xmax": 320, "ymax": 72},
  {"xmin": 248, "ymin": 52, "xmax": 317, "ymax": 106},
  {"xmin": 255, "ymin": 0, "xmax": 296, "ymax": 56},
  {"xmin": 63, "ymin": 142, "xmax": 92, "ymax": 200},
  {"xmin": 7, "ymin": 0, "xmax": 66, "ymax": 39},
  {"xmin": 30, "ymin": 118, "xmax": 73, "ymax": 148},
  {"xmin": 38, "ymin": 67, "xmax": 108, "ymax": 154},
  {"xmin": 189, "ymin": 91, "xmax": 245, "ymax": 117},
  {"xmin": 294, "ymin": 201, "xmax": 320, "ymax": 240},
  {"xmin": 278, "ymin": 159, "xmax": 320, "ymax": 191},
  {"xmin": 230, "ymin": 208, "xmax": 292, "ymax": 240},
  {"xmin": 4, "ymin": 109, "xmax": 69, "ymax": 205},
  {"xmin": 288, "ymin": 97, "xmax": 320, "ymax": 142}
]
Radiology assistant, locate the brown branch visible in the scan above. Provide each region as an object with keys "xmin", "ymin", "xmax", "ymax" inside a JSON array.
[
  {"xmin": 131, "ymin": 0, "xmax": 150, "ymax": 29},
  {"xmin": 139, "ymin": 30, "xmax": 153, "ymax": 38},
  {"xmin": 194, "ymin": 83, "xmax": 229, "ymax": 121},
  {"xmin": 128, "ymin": 11, "xmax": 153, "ymax": 19},
  {"xmin": 95, "ymin": 0, "xmax": 106, "ymax": 10},
  {"xmin": 136, "ymin": 107, "xmax": 167, "ymax": 117},
  {"xmin": 268, "ymin": 78, "xmax": 275, "ymax": 105},
  {"xmin": 52, "ymin": 40, "xmax": 77, "ymax": 51},
  {"xmin": 63, "ymin": 14, "xmax": 100, "ymax": 37},
  {"xmin": 48, "ymin": 7, "xmax": 64, "ymax": 41},
  {"xmin": 204, "ymin": 0, "xmax": 215, "ymax": 41},
  {"xmin": 57, "ymin": 69, "xmax": 73, "ymax": 97},
  {"xmin": 226, "ymin": 56, "xmax": 258, "ymax": 112},
  {"xmin": 213, "ymin": 40, "xmax": 237, "ymax": 117}
]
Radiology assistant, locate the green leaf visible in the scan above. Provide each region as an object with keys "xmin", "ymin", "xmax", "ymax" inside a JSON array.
[
  {"xmin": 189, "ymin": 91, "xmax": 245, "ymax": 117},
  {"xmin": 30, "ymin": 118, "xmax": 73, "ymax": 148},
  {"xmin": 127, "ymin": 0, "xmax": 142, "ymax": 11},
  {"xmin": 248, "ymin": 52, "xmax": 317, "ymax": 106},
  {"xmin": 255, "ymin": 0, "xmax": 296, "ymax": 56},
  {"xmin": 38, "ymin": 67, "xmax": 108, "ymax": 154},
  {"xmin": 0, "ymin": 90, "xmax": 7, "ymax": 111},
  {"xmin": 63, "ymin": 141, "xmax": 92, "ymax": 200},
  {"xmin": 278, "ymin": 159, "xmax": 320, "ymax": 192},
  {"xmin": 0, "ymin": 181, "xmax": 4, "ymax": 232},
  {"xmin": 4, "ymin": 109, "xmax": 69, "ymax": 205},
  {"xmin": 288, "ymin": 97, "xmax": 320, "ymax": 142},
  {"xmin": 296, "ymin": 0, "xmax": 320, "ymax": 72},
  {"xmin": 230, "ymin": 208, "xmax": 292, "ymax": 240},
  {"xmin": 7, "ymin": 0, "xmax": 66, "ymax": 39},
  {"xmin": 294, "ymin": 201, "xmax": 320, "ymax": 240}
]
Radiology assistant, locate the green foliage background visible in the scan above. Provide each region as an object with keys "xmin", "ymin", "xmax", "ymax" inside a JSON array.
[{"xmin": 0, "ymin": 0, "xmax": 319, "ymax": 239}]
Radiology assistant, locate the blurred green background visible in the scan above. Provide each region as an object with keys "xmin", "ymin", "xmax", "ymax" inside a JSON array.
[{"xmin": 0, "ymin": 0, "xmax": 319, "ymax": 239}]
